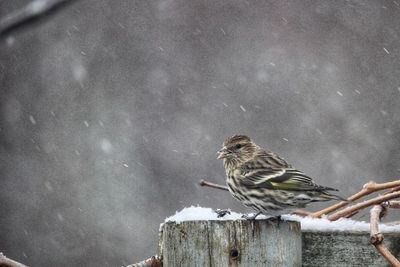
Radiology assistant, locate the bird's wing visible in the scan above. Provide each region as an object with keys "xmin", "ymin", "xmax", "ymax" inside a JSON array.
[
  {"xmin": 240, "ymin": 159, "xmax": 338, "ymax": 192},
  {"xmin": 257, "ymin": 150, "xmax": 291, "ymax": 169}
]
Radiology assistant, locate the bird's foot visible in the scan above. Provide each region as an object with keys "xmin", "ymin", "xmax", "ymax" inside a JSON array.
[
  {"xmin": 241, "ymin": 211, "xmax": 262, "ymax": 221},
  {"xmin": 214, "ymin": 209, "xmax": 231, "ymax": 218}
]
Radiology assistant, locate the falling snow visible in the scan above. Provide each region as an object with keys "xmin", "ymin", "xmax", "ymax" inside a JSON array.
[
  {"xmin": 2, "ymin": 1, "xmax": 400, "ymax": 266},
  {"xmin": 29, "ymin": 115, "xmax": 36, "ymax": 125},
  {"xmin": 44, "ymin": 181, "xmax": 53, "ymax": 192},
  {"xmin": 100, "ymin": 139, "xmax": 113, "ymax": 153},
  {"xmin": 57, "ymin": 213, "xmax": 64, "ymax": 222},
  {"xmin": 6, "ymin": 36, "xmax": 15, "ymax": 47},
  {"xmin": 383, "ymin": 47, "xmax": 390, "ymax": 54},
  {"xmin": 28, "ymin": 0, "xmax": 47, "ymax": 13},
  {"xmin": 72, "ymin": 63, "xmax": 87, "ymax": 84}
]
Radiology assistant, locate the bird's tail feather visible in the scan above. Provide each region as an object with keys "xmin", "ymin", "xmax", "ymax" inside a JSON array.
[{"xmin": 319, "ymin": 192, "xmax": 349, "ymax": 202}]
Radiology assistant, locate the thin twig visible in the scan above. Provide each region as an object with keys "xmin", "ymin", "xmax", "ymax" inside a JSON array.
[
  {"xmin": 344, "ymin": 210, "xmax": 360, "ymax": 219},
  {"xmin": 127, "ymin": 256, "xmax": 161, "ymax": 267},
  {"xmin": 199, "ymin": 179, "xmax": 228, "ymax": 191},
  {"xmin": 328, "ymin": 191, "xmax": 400, "ymax": 221},
  {"xmin": 370, "ymin": 205, "xmax": 384, "ymax": 244},
  {"xmin": 375, "ymin": 245, "xmax": 400, "ymax": 267},
  {"xmin": 385, "ymin": 185, "xmax": 400, "ymax": 195},
  {"xmin": 310, "ymin": 180, "xmax": 400, "ymax": 218},
  {"xmin": 388, "ymin": 200, "xmax": 400, "ymax": 209},
  {"xmin": 370, "ymin": 205, "xmax": 400, "ymax": 266},
  {"xmin": 0, "ymin": 0, "xmax": 77, "ymax": 36},
  {"xmin": 0, "ymin": 252, "xmax": 29, "ymax": 267}
]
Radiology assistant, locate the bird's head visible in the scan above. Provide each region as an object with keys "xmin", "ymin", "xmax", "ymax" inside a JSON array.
[{"xmin": 217, "ymin": 135, "xmax": 258, "ymax": 167}]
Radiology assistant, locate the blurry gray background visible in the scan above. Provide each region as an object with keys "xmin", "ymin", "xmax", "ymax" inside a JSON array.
[{"xmin": 1, "ymin": 0, "xmax": 400, "ymax": 266}]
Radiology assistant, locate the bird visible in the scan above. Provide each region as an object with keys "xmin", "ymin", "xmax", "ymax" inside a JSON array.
[{"xmin": 217, "ymin": 134, "xmax": 345, "ymax": 219}]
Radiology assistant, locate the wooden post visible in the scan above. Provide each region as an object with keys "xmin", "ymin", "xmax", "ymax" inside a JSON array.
[
  {"xmin": 302, "ymin": 231, "xmax": 400, "ymax": 267},
  {"xmin": 158, "ymin": 219, "xmax": 301, "ymax": 266}
]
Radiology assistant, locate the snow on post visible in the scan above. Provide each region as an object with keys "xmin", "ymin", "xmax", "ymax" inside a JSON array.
[{"xmin": 158, "ymin": 207, "xmax": 302, "ymax": 266}]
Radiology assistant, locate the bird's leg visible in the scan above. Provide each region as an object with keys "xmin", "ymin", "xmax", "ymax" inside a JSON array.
[
  {"xmin": 214, "ymin": 208, "xmax": 231, "ymax": 218},
  {"xmin": 242, "ymin": 211, "xmax": 262, "ymax": 220}
]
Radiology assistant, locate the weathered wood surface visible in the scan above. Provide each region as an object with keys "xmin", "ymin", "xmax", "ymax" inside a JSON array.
[
  {"xmin": 158, "ymin": 219, "xmax": 400, "ymax": 266},
  {"xmin": 158, "ymin": 219, "xmax": 302, "ymax": 267},
  {"xmin": 302, "ymin": 231, "xmax": 400, "ymax": 267}
]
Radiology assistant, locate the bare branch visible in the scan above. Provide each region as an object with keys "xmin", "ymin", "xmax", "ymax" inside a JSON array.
[
  {"xmin": 310, "ymin": 180, "xmax": 400, "ymax": 218},
  {"xmin": 389, "ymin": 200, "xmax": 400, "ymax": 209},
  {"xmin": 370, "ymin": 205, "xmax": 400, "ymax": 266},
  {"xmin": 384, "ymin": 185, "xmax": 400, "ymax": 195},
  {"xmin": 0, "ymin": 0, "xmax": 78, "ymax": 37},
  {"xmin": 370, "ymin": 205, "xmax": 384, "ymax": 244},
  {"xmin": 328, "ymin": 190, "xmax": 400, "ymax": 221},
  {"xmin": 344, "ymin": 209, "xmax": 360, "ymax": 219},
  {"xmin": 199, "ymin": 179, "xmax": 228, "ymax": 191},
  {"xmin": 375, "ymin": 245, "xmax": 400, "ymax": 267},
  {"xmin": 0, "ymin": 252, "xmax": 29, "ymax": 267},
  {"xmin": 127, "ymin": 256, "xmax": 161, "ymax": 267}
]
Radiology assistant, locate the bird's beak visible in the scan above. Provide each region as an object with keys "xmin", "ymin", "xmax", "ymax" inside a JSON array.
[{"xmin": 217, "ymin": 146, "xmax": 229, "ymax": 159}]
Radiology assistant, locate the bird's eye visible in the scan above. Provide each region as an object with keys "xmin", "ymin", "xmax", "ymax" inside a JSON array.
[{"xmin": 235, "ymin": 144, "xmax": 242, "ymax": 149}]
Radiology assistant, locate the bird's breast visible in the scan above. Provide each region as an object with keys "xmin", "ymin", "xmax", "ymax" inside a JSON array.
[{"xmin": 226, "ymin": 172, "xmax": 241, "ymax": 194}]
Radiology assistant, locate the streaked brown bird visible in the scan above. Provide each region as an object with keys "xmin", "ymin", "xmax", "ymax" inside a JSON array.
[{"xmin": 217, "ymin": 135, "xmax": 344, "ymax": 219}]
